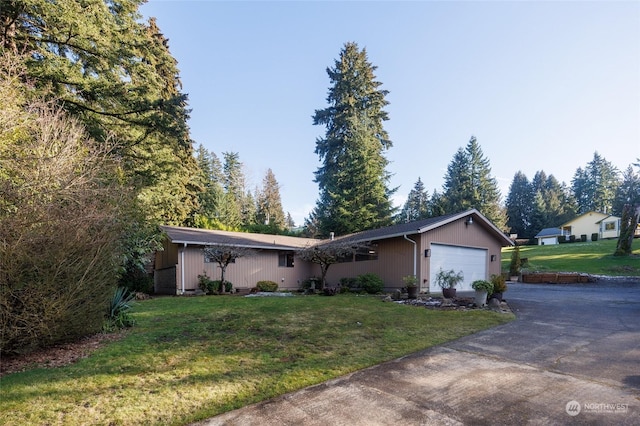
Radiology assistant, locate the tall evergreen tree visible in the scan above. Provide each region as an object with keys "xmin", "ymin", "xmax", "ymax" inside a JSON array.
[
  {"xmin": 442, "ymin": 148, "xmax": 471, "ymax": 211},
  {"xmin": 505, "ymin": 171, "xmax": 534, "ymax": 237},
  {"xmin": 240, "ymin": 190, "xmax": 257, "ymax": 228},
  {"xmin": 1, "ymin": 2, "xmax": 201, "ymax": 226},
  {"xmin": 309, "ymin": 42, "xmax": 395, "ymax": 237},
  {"xmin": 571, "ymin": 152, "xmax": 620, "ymax": 214},
  {"xmin": 442, "ymin": 136, "xmax": 505, "ymax": 228},
  {"xmin": 220, "ymin": 151, "xmax": 246, "ymax": 228},
  {"xmin": 285, "ymin": 212, "xmax": 296, "ymax": 230},
  {"xmin": 194, "ymin": 145, "xmax": 225, "ymax": 225},
  {"xmin": 256, "ymin": 169, "xmax": 286, "ymax": 229},
  {"xmin": 398, "ymin": 178, "xmax": 429, "ymax": 223},
  {"xmin": 541, "ymin": 174, "xmax": 576, "ymax": 227},
  {"xmin": 529, "ymin": 190, "xmax": 548, "ymax": 238},
  {"xmin": 612, "ymin": 164, "xmax": 640, "ymax": 216},
  {"xmin": 506, "ymin": 170, "xmax": 576, "ymax": 238},
  {"xmin": 429, "ymin": 189, "xmax": 446, "ymax": 218}
]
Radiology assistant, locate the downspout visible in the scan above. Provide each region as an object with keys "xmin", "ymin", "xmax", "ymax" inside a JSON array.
[
  {"xmin": 180, "ymin": 243, "xmax": 187, "ymax": 295},
  {"xmin": 403, "ymin": 234, "xmax": 417, "ymax": 277}
]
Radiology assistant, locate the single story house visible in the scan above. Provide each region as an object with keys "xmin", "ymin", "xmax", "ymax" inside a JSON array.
[
  {"xmin": 560, "ymin": 211, "xmax": 621, "ymax": 241},
  {"xmin": 154, "ymin": 209, "xmax": 513, "ymax": 295},
  {"xmin": 534, "ymin": 228, "xmax": 563, "ymax": 245}
]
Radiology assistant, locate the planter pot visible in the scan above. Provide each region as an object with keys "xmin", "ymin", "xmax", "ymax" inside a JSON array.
[
  {"xmin": 407, "ymin": 286, "xmax": 418, "ymax": 299},
  {"xmin": 442, "ymin": 288, "xmax": 457, "ymax": 298},
  {"xmin": 474, "ymin": 290, "xmax": 488, "ymax": 307}
]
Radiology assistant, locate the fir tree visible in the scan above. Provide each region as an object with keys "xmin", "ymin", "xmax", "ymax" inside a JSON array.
[
  {"xmin": 221, "ymin": 151, "xmax": 246, "ymax": 228},
  {"xmin": 195, "ymin": 145, "xmax": 225, "ymax": 224},
  {"xmin": 613, "ymin": 164, "xmax": 640, "ymax": 216},
  {"xmin": 442, "ymin": 136, "xmax": 505, "ymax": 228},
  {"xmin": 309, "ymin": 42, "xmax": 395, "ymax": 237},
  {"xmin": 285, "ymin": 212, "xmax": 296, "ymax": 230},
  {"xmin": 1, "ymin": 2, "xmax": 201, "ymax": 226},
  {"xmin": 256, "ymin": 169, "xmax": 286, "ymax": 229},
  {"xmin": 571, "ymin": 152, "xmax": 620, "ymax": 214},
  {"xmin": 505, "ymin": 171, "xmax": 533, "ymax": 237},
  {"xmin": 399, "ymin": 178, "xmax": 430, "ymax": 223}
]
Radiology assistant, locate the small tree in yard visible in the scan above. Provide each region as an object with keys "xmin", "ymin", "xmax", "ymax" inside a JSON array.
[
  {"xmin": 203, "ymin": 244, "xmax": 251, "ymax": 293},
  {"xmin": 297, "ymin": 241, "xmax": 360, "ymax": 290}
]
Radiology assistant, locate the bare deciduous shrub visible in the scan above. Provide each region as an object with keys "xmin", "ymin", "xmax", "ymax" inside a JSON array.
[{"xmin": 0, "ymin": 60, "xmax": 134, "ymax": 354}]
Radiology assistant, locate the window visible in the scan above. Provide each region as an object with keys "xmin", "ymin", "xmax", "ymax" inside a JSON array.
[
  {"xmin": 278, "ymin": 251, "xmax": 294, "ymax": 267},
  {"xmin": 355, "ymin": 244, "xmax": 378, "ymax": 262},
  {"xmin": 605, "ymin": 221, "xmax": 616, "ymax": 231}
]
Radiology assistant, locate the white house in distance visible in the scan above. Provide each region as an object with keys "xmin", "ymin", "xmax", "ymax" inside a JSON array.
[
  {"xmin": 560, "ymin": 211, "xmax": 621, "ymax": 242},
  {"xmin": 534, "ymin": 228, "xmax": 563, "ymax": 245}
]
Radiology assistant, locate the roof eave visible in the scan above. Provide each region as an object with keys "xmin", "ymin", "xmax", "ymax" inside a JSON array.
[
  {"xmin": 418, "ymin": 209, "xmax": 513, "ymax": 246},
  {"xmin": 168, "ymin": 239, "xmax": 301, "ymax": 251}
]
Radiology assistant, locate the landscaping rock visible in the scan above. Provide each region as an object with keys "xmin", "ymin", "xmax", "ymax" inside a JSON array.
[
  {"xmin": 488, "ymin": 297, "xmax": 501, "ymax": 310},
  {"xmin": 245, "ymin": 292, "xmax": 293, "ymax": 297},
  {"xmin": 393, "ymin": 295, "xmax": 513, "ymax": 314}
]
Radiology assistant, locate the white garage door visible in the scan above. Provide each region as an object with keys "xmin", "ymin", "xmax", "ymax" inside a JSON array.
[{"xmin": 429, "ymin": 244, "xmax": 487, "ymax": 292}]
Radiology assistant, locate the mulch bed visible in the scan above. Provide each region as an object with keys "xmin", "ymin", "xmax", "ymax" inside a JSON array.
[{"xmin": 1, "ymin": 332, "xmax": 125, "ymax": 377}]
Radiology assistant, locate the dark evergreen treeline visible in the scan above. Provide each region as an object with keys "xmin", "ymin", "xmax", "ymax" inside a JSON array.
[
  {"xmin": 194, "ymin": 145, "xmax": 294, "ymax": 234},
  {"xmin": 399, "ymin": 149, "xmax": 639, "ymax": 239},
  {"xmin": 397, "ymin": 136, "xmax": 506, "ymax": 229}
]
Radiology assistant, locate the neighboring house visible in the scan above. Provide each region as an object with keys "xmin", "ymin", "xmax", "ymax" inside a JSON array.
[
  {"xmin": 534, "ymin": 228, "xmax": 563, "ymax": 245},
  {"xmin": 154, "ymin": 209, "xmax": 513, "ymax": 295},
  {"xmin": 560, "ymin": 211, "xmax": 621, "ymax": 241}
]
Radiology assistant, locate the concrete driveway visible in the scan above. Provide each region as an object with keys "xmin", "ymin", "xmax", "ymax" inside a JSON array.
[{"xmin": 195, "ymin": 279, "xmax": 640, "ymax": 425}]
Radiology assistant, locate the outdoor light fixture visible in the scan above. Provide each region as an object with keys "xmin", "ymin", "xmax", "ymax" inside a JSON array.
[
  {"xmin": 491, "ymin": 255, "xmax": 497, "ymax": 262},
  {"xmin": 424, "ymin": 249, "xmax": 431, "ymax": 257},
  {"xmin": 465, "ymin": 216, "xmax": 474, "ymax": 226}
]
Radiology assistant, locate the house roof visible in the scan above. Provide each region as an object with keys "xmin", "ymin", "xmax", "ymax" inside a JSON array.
[
  {"xmin": 160, "ymin": 226, "xmax": 321, "ymax": 250},
  {"xmin": 534, "ymin": 228, "xmax": 562, "ymax": 238},
  {"xmin": 595, "ymin": 215, "xmax": 620, "ymax": 224},
  {"xmin": 329, "ymin": 209, "xmax": 513, "ymax": 247},
  {"xmin": 161, "ymin": 209, "xmax": 513, "ymax": 250},
  {"xmin": 561, "ymin": 211, "xmax": 618, "ymax": 227}
]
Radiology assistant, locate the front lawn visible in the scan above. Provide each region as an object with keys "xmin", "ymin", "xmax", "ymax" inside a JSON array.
[
  {"xmin": 0, "ymin": 295, "xmax": 513, "ymax": 425},
  {"xmin": 502, "ymin": 238, "xmax": 640, "ymax": 276}
]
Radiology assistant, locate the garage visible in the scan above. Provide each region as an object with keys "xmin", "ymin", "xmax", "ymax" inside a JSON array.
[{"xmin": 429, "ymin": 244, "xmax": 487, "ymax": 292}]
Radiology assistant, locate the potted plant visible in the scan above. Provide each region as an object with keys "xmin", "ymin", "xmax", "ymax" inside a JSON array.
[
  {"xmin": 489, "ymin": 274, "xmax": 507, "ymax": 301},
  {"xmin": 403, "ymin": 275, "xmax": 418, "ymax": 299},
  {"xmin": 435, "ymin": 268, "xmax": 464, "ymax": 298},
  {"xmin": 471, "ymin": 279, "xmax": 493, "ymax": 307}
]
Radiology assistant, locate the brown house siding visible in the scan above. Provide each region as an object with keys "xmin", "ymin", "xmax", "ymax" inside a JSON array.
[
  {"xmin": 202, "ymin": 249, "xmax": 315, "ymax": 290},
  {"xmin": 325, "ymin": 236, "xmax": 415, "ymax": 289},
  {"xmin": 157, "ymin": 245, "xmax": 316, "ymax": 294},
  {"xmin": 325, "ymin": 218, "xmax": 504, "ymax": 293}
]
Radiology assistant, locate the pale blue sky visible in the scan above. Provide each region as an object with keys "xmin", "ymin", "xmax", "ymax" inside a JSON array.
[{"xmin": 141, "ymin": 0, "xmax": 640, "ymax": 226}]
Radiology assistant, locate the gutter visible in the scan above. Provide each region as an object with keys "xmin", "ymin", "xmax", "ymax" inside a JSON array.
[{"xmin": 403, "ymin": 234, "xmax": 417, "ymax": 277}]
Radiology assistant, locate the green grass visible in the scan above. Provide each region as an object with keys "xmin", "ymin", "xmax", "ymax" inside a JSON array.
[
  {"xmin": 502, "ymin": 238, "xmax": 640, "ymax": 276},
  {"xmin": 0, "ymin": 295, "xmax": 513, "ymax": 425}
]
